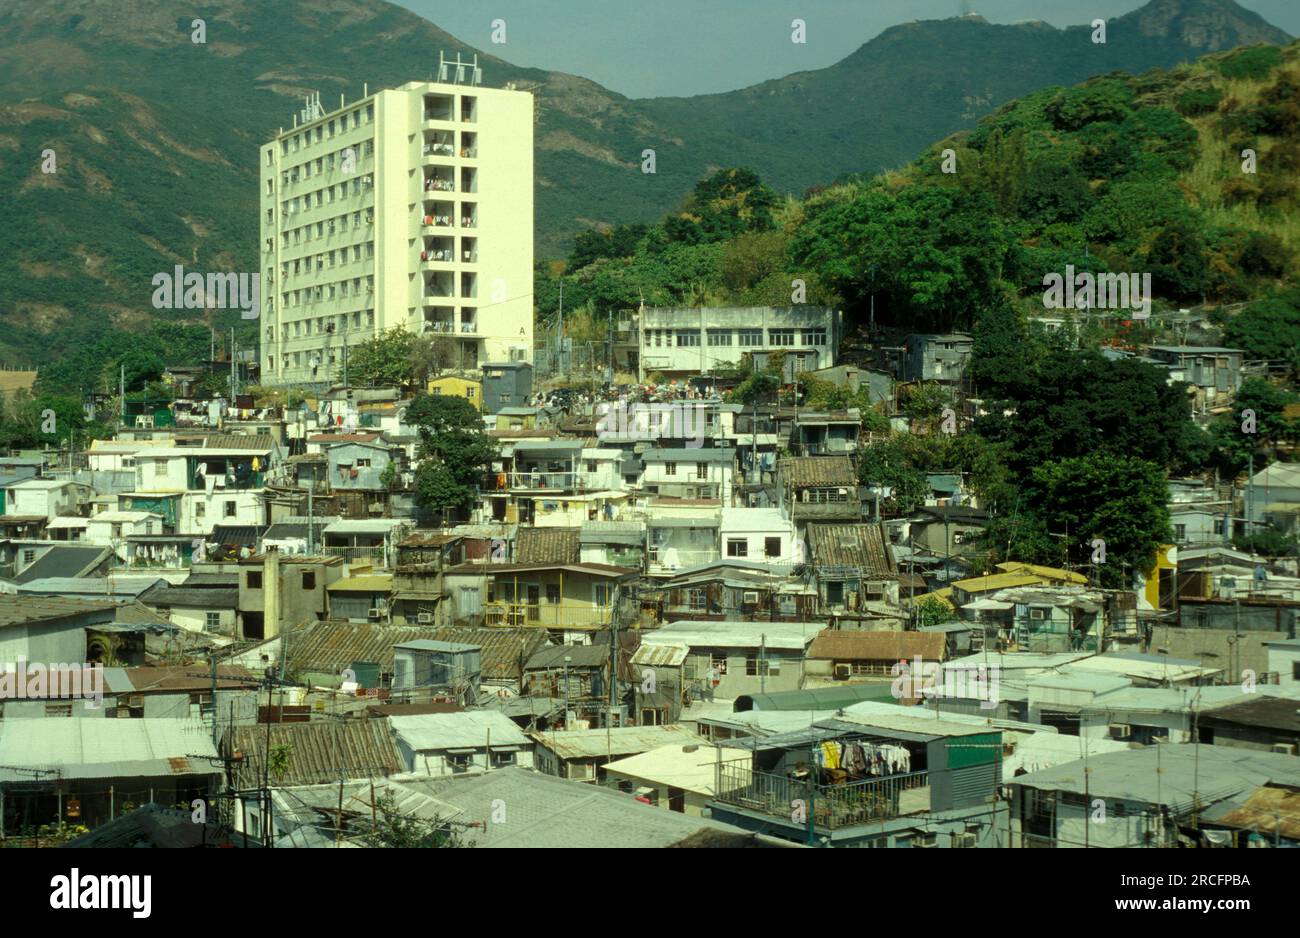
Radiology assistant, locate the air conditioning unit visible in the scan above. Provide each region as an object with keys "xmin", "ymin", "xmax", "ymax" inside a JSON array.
[
  {"xmin": 834, "ymin": 664, "xmax": 851, "ymax": 681},
  {"xmin": 417, "ymin": 612, "xmax": 434, "ymax": 624},
  {"xmin": 367, "ymin": 609, "xmax": 382, "ymax": 620},
  {"xmin": 743, "ymin": 591, "xmax": 759, "ymax": 604},
  {"xmin": 1272, "ymin": 743, "xmax": 1298, "ymax": 756},
  {"xmin": 911, "ymin": 836, "xmax": 938, "ymax": 848},
  {"xmin": 953, "ymin": 832, "xmax": 977, "ymax": 848},
  {"xmin": 1108, "ymin": 723, "xmax": 1132, "ymax": 740}
]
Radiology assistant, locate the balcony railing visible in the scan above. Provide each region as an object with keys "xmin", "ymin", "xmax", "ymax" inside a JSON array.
[
  {"xmin": 715, "ymin": 765, "xmax": 929, "ymax": 830},
  {"xmin": 494, "ymin": 471, "xmax": 583, "ymax": 491},
  {"xmin": 647, "ymin": 549, "xmax": 719, "ymax": 575},
  {"xmin": 423, "ymin": 321, "xmax": 455, "ymax": 334},
  {"xmin": 484, "ymin": 601, "xmax": 614, "ymax": 629}
]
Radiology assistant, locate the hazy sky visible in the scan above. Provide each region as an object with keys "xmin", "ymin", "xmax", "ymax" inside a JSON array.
[{"xmin": 393, "ymin": 0, "xmax": 1298, "ymax": 98}]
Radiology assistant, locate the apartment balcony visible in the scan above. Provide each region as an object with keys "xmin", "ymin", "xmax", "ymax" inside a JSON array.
[
  {"xmin": 419, "ymin": 248, "xmax": 455, "ymax": 265},
  {"xmin": 714, "ymin": 764, "xmax": 930, "ymax": 830},
  {"xmin": 484, "ymin": 601, "xmax": 613, "ymax": 630},
  {"xmin": 646, "ymin": 550, "xmax": 718, "ymax": 576},
  {"xmin": 493, "ymin": 470, "xmax": 585, "ymax": 492},
  {"xmin": 421, "ymin": 214, "xmax": 454, "ymax": 229},
  {"xmin": 459, "ymin": 322, "xmax": 479, "ymax": 335},
  {"xmin": 422, "ymin": 321, "xmax": 456, "ymax": 334},
  {"xmin": 460, "ymin": 147, "xmax": 477, "ymax": 159},
  {"xmin": 423, "ymin": 179, "xmax": 456, "ymax": 194}
]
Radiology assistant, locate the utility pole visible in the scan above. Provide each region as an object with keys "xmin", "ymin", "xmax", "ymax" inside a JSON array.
[{"xmin": 119, "ymin": 363, "xmax": 125, "ymax": 430}]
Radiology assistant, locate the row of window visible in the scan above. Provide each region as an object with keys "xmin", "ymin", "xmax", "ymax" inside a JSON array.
[
  {"xmin": 661, "ymin": 462, "xmax": 711, "ymax": 478},
  {"xmin": 280, "ymin": 241, "xmax": 372, "ymax": 282},
  {"xmin": 726, "ymin": 537, "xmax": 783, "ymax": 558},
  {"xmin": 277, "ymin": 208, "xmax": 374, "ymax": 250},
  {"xmin": 277, "ymin": 172, "xmax": 373, "ymax": 218},
  {"xmin": 644, "ymin": 328, "xmax": 826, "ymax": 348},
  {"xmin": 276, "ymin": 309, "xmax": 375, "ymax": 343},
  {"xmin": 278, "ymin": 104, "xmax": 374, "ymax": 158},
  {"xmin": 279, "ymin": 277, "xmax": 375, "ymax": 311}
]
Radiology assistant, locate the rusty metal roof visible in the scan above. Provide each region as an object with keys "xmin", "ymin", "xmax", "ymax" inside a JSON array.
[
  {"xmin": 806, "ymin": 629, "xmax": 945, "ymax": 662},
  {"xmin": 515, "ymin": 526, "xmax": 580, "ymax": 564},
  {"xmin": 780, "ymin": 455, "xmax": 856, "ymax": 488},
  {"xmin": 430, "ymin": 626, "xmax": 550, "ymax": 680},
  {"xmin": 286, "ymin": 621, "xmax": 444, "ymax": 674},
  {"xmin": 806, "ymin": 523, "xmax": 897, "ymax": 576},
  {"xmin": 223, "ymin": 720, "xmax": 404, "ymax": 789}
]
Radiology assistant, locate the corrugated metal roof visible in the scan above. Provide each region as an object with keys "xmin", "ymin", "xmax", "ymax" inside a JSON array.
[
  {"xmin": 630, "ymin": 643, "xmax": 689, "ymax": 667},
  {"xmin": 0, "ymin": 595, "xmax": 121, "ymax": 628},
  {"xmin": 807, "ymin": 523, "xmax": 897, "ymax": 576},
  {"xmin": 535, "ymin": 725, "xmax": 704, "ymax": 760},
  {"xmin": 0, "ymin": 718, "xmax": 220, "ymax": 780},
  {"xmin": 12, "ymin": 546, "xmax": 112, "ymax": 583},
  {"xmin": 781, "ymin": 456, "xmax": 855, "ymax": 488},
  {"xmin": 806, "ymin": 629, "xmax": 944, "ymax": 662},
  {"xmin": 516, "ymin": 526, "xmax": 580, "ymax": 564},
  {"xmin": 390, "ymin": 711, "xmax": 531, "ymax": 751},
  {"xmin": 525, "ymin": 644, "xmax": 610, "ymax": 670},
  {"xmin": 430, "ymin": 627, "xmax": 550, "ymax": 680},
  {"xmin": 224, "ymin": 720, "xmax": 403, "ymax": 789},
  {"xmin": 287, "ymin": 621, "xmax": 443, "ymax": 674}
]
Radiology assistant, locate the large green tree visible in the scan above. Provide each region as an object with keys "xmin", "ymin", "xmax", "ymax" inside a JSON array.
[{"xmin": 408, "ymin": 393, "xmax": 498, "ymax": 519}]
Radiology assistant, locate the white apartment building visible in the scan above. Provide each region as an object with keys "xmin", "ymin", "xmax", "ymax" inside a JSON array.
[{"xmin": 259, "ymin": 63, "xmax": 534, "ymax": 386}]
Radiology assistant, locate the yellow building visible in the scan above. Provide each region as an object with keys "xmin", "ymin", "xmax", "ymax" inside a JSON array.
[
  {"xmin": 1139, "ymin": 544, "xmax": 1177, "ymax": 610},
  {"xmin": 428, "ymin": 374, "xmax": 482, "ymax": 409},
  {"xmin": 259, "ymin": 57, "xmax": 534, "ymax": 385}
]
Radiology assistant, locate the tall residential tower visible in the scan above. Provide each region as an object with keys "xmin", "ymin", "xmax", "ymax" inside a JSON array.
[{"xmin": 259, "ymin": 64, "xmax": 533, "ymax": 386}]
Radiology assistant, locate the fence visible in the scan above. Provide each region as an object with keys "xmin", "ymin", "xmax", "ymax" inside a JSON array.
[{"xmin": 715, "ymin": 764, "xmax": 929, "ymax": 829}]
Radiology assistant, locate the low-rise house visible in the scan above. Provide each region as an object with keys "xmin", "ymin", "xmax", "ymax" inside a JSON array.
[
  {"xmin": 532, "ymin": 724, "xmax": 704, "ymax": 781},
  {"xmin": 579, "ymin": 521, "xmax": 645, "ymax": 569},
  {"xmin": 1199, "ymin": 696, "xmax": 1300, "ymax": 755},
  {"xmin": 324, "ymin": 441, "xmax": 401, "ymax": 492},
  {"xmin": 648, "ymin": 560, "xmax": 818, "ymax": 623},
  {"xmin": 604, "ymin": 742, "xmax": 751, "ymax": 815},
  {"xmin": 8, "ymin": 544, "xmax": 113, "ymax": 584},
  {"xmin": 481, "ymin": 362, "xmax": 533, "ymax": 414},
  {"xmin": 0, "ymin": 719, "xmax": 222, "ymax": 835},
  {"xmin": 1009, "ymin": 745, "xmax": 1300, "ymax": 848},
  {"xmin": 708, "ymin": 707, "xmax": 1003, "ymax": 847},
  {"xmin": 901, "ymin": 334, "xmax": 973, "ymax": 384},
  {"xmin": 641, "ymin": 448, "xmax": 734, "ymax": 503},
  {"xmin": 806, "ymin": 522, "xmax": 899, "ymax": 613},
  {"xmin": 326, "ymin": 572, "xmax": 393, "ymax": 622},
  {"xmin": 0, "ymin": 594, "xmax": 162, "ymax": 666},
  {"xmin": 223, "ymin": 720, "xmax": 405, "ymax": 842},
  {"xmin": 392, "ymin": 639, "xmax": 482, "ymax": 702},
  {"xmin": 783, "ymin": 409, "xmax": 862, "ymax": 456},
  {"xmin": 646, "ymin": 505, "xmax": 721, "ymax": 576},
  {"xmin": 522, "ymin": 643, "xmax": 611, "ymax": 722},
  {"xmin": 427, "ymin": 374, "xmax": 483, "ymax": 408},
  {"xmin": 1145, "ymin": 345, "xmax": 1244, "ymax": 415},
  {"xmin": 236, "ymin": 553, "xmax": 344, "ymax": 641},
  {"xmin": 403, "ymin": 765, "xmax": 762, "ymax": 848},
  {"xmin": 389, "ymin": 710, "xmax": 534, "ymax": 775},
  {"xmin": 1240, "ymin": 462, "xmax": 1300, "ymax": 536},
  {"xmin": 321, "ymin": 518, "xmax": 411, "ymax": 567},
  {"xmin": 720, "ymin": 507, "xmax": 798, "ymax": 565},
  {"xmin": 781, "ymin": 456, "xmax": 861, "ymax": 527},
  {"xmin": 140, "ymin": 581, "xmax": 238, "ymax": 635},
  {"xmin": 804, "ymin": 630, "xmax": 946, "ymax": 683},
  {"xmin": 639, "ymin": 619, "xmax": 823, "ymax": 699},
  {"xmin": 4, "ymin": 478, "xmax": 91, "ymax": 521},
  {"xmin": 443, "ymin": 562, "xmax": 638, "ymax": 636}
]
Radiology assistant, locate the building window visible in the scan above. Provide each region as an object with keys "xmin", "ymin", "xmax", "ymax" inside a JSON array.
[
  {"xmin": 803, "ymin": 329, "xmax": 827, "ymax": 346},
  {"xmin": 302, "ymin": 571, "xmax": 316, "ymax": 590},
  {"xmin": 689, "ymin": 588, "xmax": 707, "ymax": 610},
  {"xmin": 696, "ymin": 463, "xmax": 708, "ymax": 479},
  {"xmin": 769, "ymin": 329, "xmax": 795, "ymax": 347},
  {"xmin": 707, "ymin": 329, "xmax": 732, "ymax": 346},
  {"xmin": 45, "ymin": 703, "xmax": 73, "ymax": 718},
  {"xmin": 764, "ymin": 537, "xmax": 781, "ymax": 558},
  {"xmin": 21, "ymin": 549, "xmax": 35, "ymax": 565},
  {"xmin": 1174, "ymin": 524, "xmax": 1186, "ymax": 541},
  {"xmin": 726, "ymin": 539, "xmax": 748, "ymax": 558},
  {"xmin": 738, "ymin": 329, "xmax": 763, "ymax": 347},
  {"xmin": 195, "ymin": 502, "xmax": 205, "ymax": 519},
  {"xmin": 664, "ymin": 462, "xmax": 677, "ymax": 476},
  {"xmin": 546, "ymin": 584, "xmax": 561, "ymax": 605},
  {"xmin": 247, "ymin": 571, "xmax": 263, "ymax": 589},
  {"xmin": 224, "ymin": 501, "xmax": 237, "ymax": 517},
  {"xmin": 745, "ymin": 656, "xmax": 776, "ymax": 676},
  {"xmin": 206, "ymin": 612, "xmax": 221, "ymax": 630},
  {"xmin": 676, "ymin": 331, "xmax": 701, "ymax": 347}
]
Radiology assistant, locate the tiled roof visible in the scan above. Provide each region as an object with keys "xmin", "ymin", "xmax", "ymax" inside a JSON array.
[
  {"xmin": 515, "ymin": 526, "xmax": 580, "ymax": 564},
  {"xmin": 224, "ymin": 720, "xmax": 403, "ymax": 789},
  {"xmin": 781, "ymin": 455, "xmax": 855, "ymax": 488},
  {"xmin": 806, "ymin": 523, "xmax": 897, "ymax": 576},
  {"xmin": 806, "ymin": 629, "xmax": 945, "ymax": 662}
]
